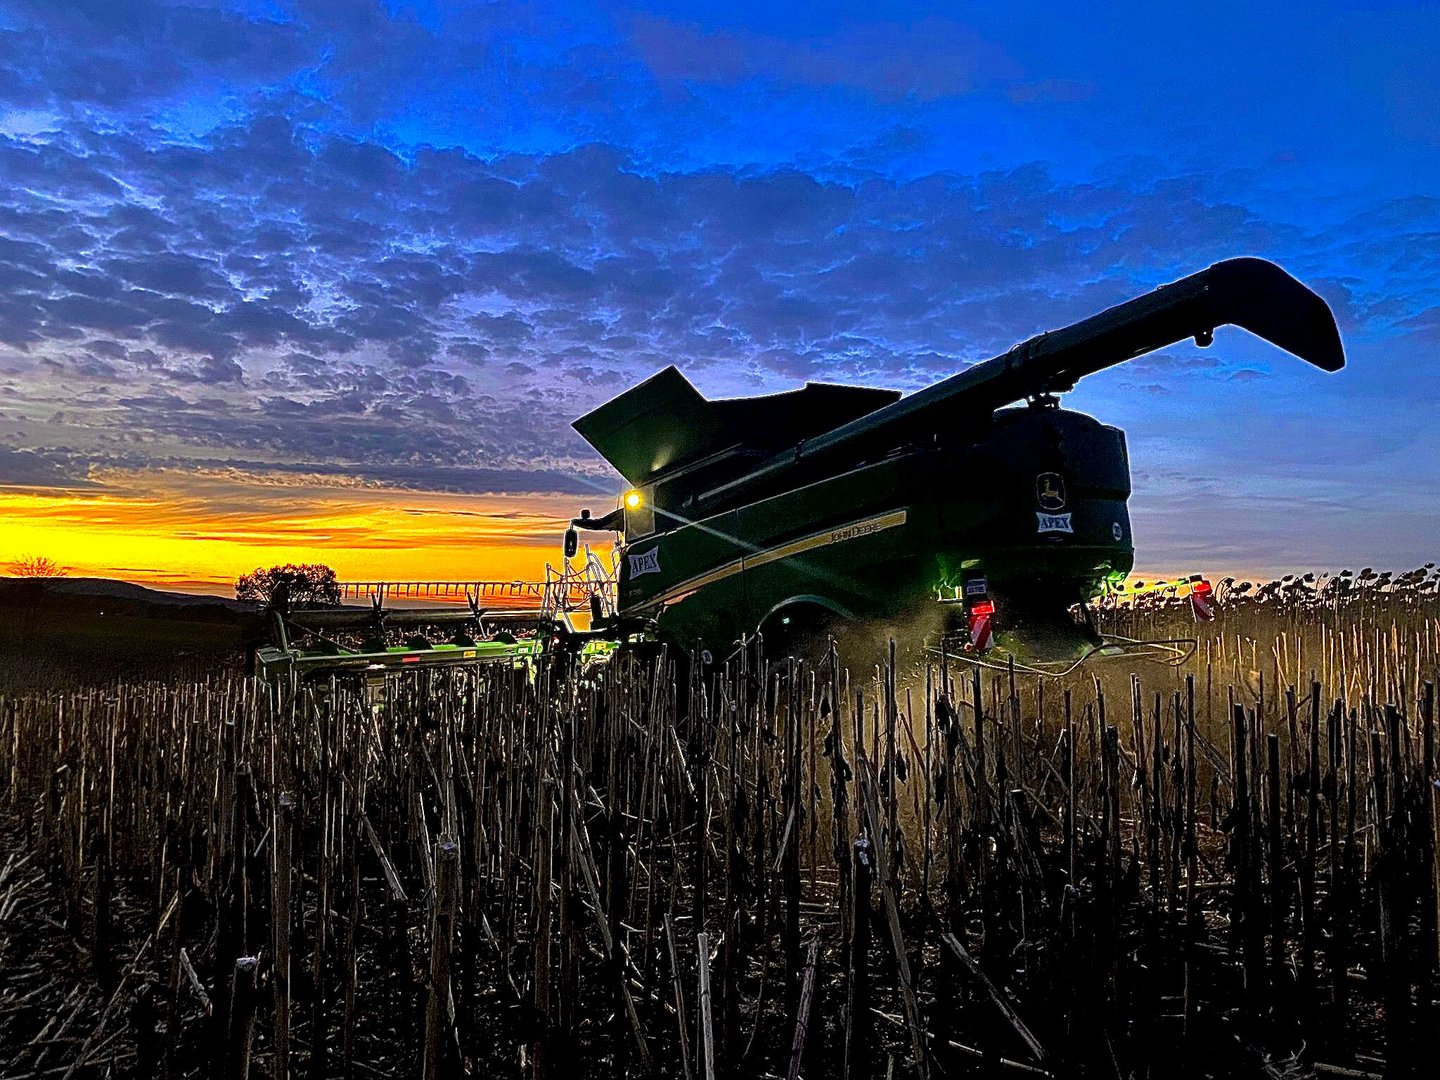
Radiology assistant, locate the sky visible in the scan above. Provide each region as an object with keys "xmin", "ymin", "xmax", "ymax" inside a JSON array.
[{"xmin": 0, "ymin": 0, "xmax": 1436, "ymax": 591}]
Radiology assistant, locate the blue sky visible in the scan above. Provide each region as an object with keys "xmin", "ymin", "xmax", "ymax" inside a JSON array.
[{"xmin": 0, "ymin": 1, "xmax": 1436, "ymax": 578}]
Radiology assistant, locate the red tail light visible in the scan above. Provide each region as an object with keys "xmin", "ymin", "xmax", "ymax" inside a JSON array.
[
  {"xmin": 967, "ymin": 599, "xmax": 995, "ymax": 651},
  {"xmin": 1190, "ymin": 578, "xmax": 1215, "ymax": 622}
]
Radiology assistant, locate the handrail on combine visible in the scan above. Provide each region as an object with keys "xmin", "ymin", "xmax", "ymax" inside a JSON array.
[
  {"xmin": 338, "ymin": 553, "xmax": 620, "ymax": 619},
  {"xmin": 541, "ymin": 546, "xmax": 620, "ymax": 621},
  {"xmin": 338, "ymin": 579, "xmax": 560, "ymax": 603}
]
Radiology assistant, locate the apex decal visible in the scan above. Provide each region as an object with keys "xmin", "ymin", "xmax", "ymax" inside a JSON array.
[
  {"xmin": 628, "ymin": 548, "xmax": 661, "ymax": 577},
  {"xmin": 1036, "ymin": 512, "xmax": 1073, "ymax": 534}
]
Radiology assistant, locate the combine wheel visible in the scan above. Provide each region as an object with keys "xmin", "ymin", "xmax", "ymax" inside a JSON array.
[
  {"xmin": 760, "ymin": 601, "xmax": 947, "ymax": 688},
  {"xmin": 758, "ymin": 601, "xmax": 850, "ymax": 679}
]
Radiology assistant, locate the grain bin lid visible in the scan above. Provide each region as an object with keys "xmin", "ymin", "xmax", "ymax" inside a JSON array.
[
  {"xmin": 572, "ymin": 366, "xmax": 723, "ymax": 485},
  {"xmin": 574, "ymin": 367, "xmax": 902, "ymax": 486}
]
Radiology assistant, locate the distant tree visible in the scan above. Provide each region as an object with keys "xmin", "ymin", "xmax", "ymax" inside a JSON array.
[
  {"xmin": 9, "ymin": 554, "xmax": 66, "ymax": 578},
  {"xmin": 235, "ymin": 563, "xmax": 341, "ymax": 608}
]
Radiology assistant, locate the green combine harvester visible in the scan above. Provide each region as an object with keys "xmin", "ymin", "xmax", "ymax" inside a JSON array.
[
  {"xmin": 256, "ymin": 257, "xmax": 1343, "ymax": 684},
  {"xmin": 568, "ymin": 257, "xmax": 1343, "ymax": 665}
]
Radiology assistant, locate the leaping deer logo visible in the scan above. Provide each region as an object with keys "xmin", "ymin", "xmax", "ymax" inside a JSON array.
[{"xmin": 1036, "ymin": 472, "xmax": 1067, "ymax": 512}]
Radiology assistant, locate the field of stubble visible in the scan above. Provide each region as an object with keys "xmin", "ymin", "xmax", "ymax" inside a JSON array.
[{"xmin": 1, "ymin": 568, "xmax": 1437, "ymax": 1079}]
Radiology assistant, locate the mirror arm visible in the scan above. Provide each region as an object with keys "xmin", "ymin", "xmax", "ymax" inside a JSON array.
[{"xmin": 573, "ymin": 506, "xmax": 625, "ymax": 532}]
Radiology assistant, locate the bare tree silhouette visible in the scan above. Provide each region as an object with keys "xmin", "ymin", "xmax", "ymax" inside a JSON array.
[{"xmin": 9, "ymin": 555, "xmax": 66, "ymax": 578}]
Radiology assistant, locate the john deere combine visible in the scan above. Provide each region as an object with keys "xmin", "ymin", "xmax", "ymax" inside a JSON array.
[
  {"xmin": 256, "ymin": 257, "xmax": 1343, "ymax": 684},
  {"xmin": 568, "ymin": 257, "xmax": 1344, "ymax": 660}
]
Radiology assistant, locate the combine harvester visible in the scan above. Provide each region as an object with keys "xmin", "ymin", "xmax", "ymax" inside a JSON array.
[{"xmin": 256, "ymin": 257, "xmax": 1343, "ymax": 684}]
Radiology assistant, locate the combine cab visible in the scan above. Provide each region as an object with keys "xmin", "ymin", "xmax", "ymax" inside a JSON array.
[{"xmin": 567, "ymin": 258, "xmax": 1344, "ymax": 664}]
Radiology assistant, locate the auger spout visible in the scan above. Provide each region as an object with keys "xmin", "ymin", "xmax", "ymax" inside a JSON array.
[{"xmin": 701, "ymin": 257, "xmax": 1343, "ymax": 507}]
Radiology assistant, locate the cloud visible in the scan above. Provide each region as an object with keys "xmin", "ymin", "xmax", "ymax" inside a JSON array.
[
  {"xmin": 0, "ymin": 447, "xmax": 96, "ymax": 488},
  {"xmin": 0, "ymin": 0, "xmax": 313, "ymax": 108},
  {"xmin": 631, "ymin": 16, "xmax": 1024, "ymax": 102},
  {"xmin": 0, "ymin": 106, "xmax": 1434, "ymax": 495}
]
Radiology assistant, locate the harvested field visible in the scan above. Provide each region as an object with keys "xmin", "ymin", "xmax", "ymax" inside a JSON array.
[{"xmin": 1, "ymin": 571, "xmax": 1438, "ymax": 1078}]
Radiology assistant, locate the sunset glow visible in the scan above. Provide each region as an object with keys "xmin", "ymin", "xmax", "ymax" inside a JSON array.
[{"xmin": 0, "ymin": 469, "xmax": 612, "ymax": 593}]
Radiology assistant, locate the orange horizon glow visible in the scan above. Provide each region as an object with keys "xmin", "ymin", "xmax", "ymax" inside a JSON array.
[
  {"xmin": 0, "ymin": 466, "xmax": 1305, "ymax": 600},
  {"xmin": 0, "ymin": 467, "xmax": 619, "ymax": 595}
]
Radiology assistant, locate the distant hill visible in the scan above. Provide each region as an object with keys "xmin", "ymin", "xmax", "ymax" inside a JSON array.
[{"xmin": 0, "ymin": 576, "xmax": 254, "ymax": 617}]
